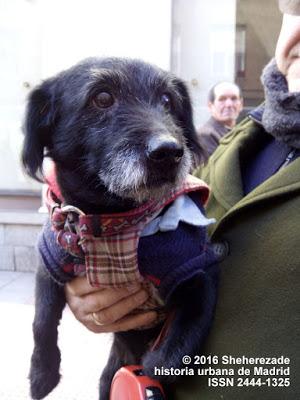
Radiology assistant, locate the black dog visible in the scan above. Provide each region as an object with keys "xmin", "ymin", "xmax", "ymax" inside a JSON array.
[{"xmin": 22, "ymin": 57, "xmax": 219, "ymax": 400}]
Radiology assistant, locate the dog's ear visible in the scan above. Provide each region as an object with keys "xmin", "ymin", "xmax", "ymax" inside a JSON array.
[
  {"xmin": 21, "ymin": 79, "xmax": 59, "ymax": 182},
  {"xmin": 174, "ymin": 79, "xmax": 206, "ymax": 165}
]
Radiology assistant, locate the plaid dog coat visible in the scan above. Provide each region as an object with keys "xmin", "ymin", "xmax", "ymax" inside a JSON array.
[{"xmin": 39, "ymin": 172, "xmax": 216, "ymax": 325}]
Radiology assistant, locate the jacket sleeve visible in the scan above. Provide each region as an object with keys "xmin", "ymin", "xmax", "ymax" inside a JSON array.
[{"xmin": 279, "ymin": 0, "xmax": 300, "ymax": 15}]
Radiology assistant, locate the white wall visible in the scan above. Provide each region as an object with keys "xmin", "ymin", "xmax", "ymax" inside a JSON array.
[
  {"xmin": 172, "ymin": 0, "xmax": 237, "ymax": 127},
  {"xmin": 0, "ymin": 0, "xmax": 172, "ymax": 192},
  {"xmin": 37, "ymin": 0, "xmax": 172, "ymax": 78},
  {"xmin": 0, "ymin": 0, "xmax": 41, "ymax": 192}
]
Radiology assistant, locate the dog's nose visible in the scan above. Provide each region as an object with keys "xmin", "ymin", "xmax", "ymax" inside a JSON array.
[{"xmin": 147, "ymin": 136, "xmax": 184, "ymax": 163}]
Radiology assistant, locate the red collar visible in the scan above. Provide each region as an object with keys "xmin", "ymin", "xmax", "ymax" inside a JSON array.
[{"xmin": 45, "ymin": 165, "xmax": 210, "ymax": 237}]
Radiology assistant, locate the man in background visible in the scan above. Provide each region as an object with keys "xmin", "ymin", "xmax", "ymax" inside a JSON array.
[{"xmin": 197, "ymin": 81, "xmax": 243, "ymax": 158}]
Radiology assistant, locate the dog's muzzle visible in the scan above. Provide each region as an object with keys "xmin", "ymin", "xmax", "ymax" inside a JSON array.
[{"xmin": 146, "ymin": 136, "xmax": 183, "ymax": 165}]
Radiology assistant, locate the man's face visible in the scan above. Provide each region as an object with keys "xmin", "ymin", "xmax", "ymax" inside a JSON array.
[
  {"xmin": 275, "ymin": 14, "xmax": 300, "ymax": 91},
  {"xmin": 208, "ymin": 83, "xmax": 243, "ymax": 127}
]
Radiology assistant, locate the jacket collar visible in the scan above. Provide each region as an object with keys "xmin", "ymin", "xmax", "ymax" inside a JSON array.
[
  {"xmin": 209, "ymin": 117, "xmax": 231, "ymax": 133},
  {"xmin": 210, "ymin": 116, "xmax": 300, "ymax": 217},
  {"xmin": 248, "ymin": 104, "xmax": 264, "ymax": 125}
]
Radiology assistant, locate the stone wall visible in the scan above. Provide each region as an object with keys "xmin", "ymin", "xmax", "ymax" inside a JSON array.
[{"xmin": 0, "ymin": 212, "xmax": 46, "ymax": 272}]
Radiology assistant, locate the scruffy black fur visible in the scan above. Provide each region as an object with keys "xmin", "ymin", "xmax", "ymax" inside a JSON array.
[{"xmin": 22, "ymin": 57, "xmax": 218, "ymax": 400}]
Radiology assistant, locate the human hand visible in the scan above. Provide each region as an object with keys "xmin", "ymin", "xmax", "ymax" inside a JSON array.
[{"xmin": 65, "ymin": 276, "xmax": 157, "ymax": 333}]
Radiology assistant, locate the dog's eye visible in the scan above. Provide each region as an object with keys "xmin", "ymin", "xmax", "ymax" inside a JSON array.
[
  {"xmin": 161, "ymin": 93, "xmax": 171, "ymax": 110},
  {"xmin": 93, "ymin": 92, "xmax": 114, "ymax": 108}
]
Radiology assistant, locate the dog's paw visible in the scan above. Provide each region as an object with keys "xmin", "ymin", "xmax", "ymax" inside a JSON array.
[
  {"xmin": 30, "ymin": 371, "xmax": 60, "ymax": 400},
  {"xmin": 29, "ymin": 347, "xmax": 61, "ymax": 399}
]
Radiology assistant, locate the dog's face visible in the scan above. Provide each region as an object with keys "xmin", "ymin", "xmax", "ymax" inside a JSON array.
[{"xmin": 22, "ymin": 57, "xmax": 202, "ymax": 211}]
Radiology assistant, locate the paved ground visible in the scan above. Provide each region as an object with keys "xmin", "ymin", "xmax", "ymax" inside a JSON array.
[{"xmin": 0, "ymin": 271, "xmax": 112, "ymax": 400}]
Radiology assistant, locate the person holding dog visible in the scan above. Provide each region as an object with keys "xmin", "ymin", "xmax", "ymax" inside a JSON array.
[
  {"xmin": 65, "ymin": 0, "xmax": 300, "ymax": 398},
  {"xmin": 196, "ymin": 81, "xmax": 243, "ymax": 158}
]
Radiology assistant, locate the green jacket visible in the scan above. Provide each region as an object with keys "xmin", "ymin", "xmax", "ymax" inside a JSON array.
[{"xmin": 171, "ymin": 117, "xmax": 300, "ymax": 399}]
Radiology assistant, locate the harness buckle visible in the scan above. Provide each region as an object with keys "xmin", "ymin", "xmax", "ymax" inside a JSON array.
[
  {"xmin": 60, "ymin": 205, "xmax": 86, "ymax": 235},
  {"xmin": 50, "ymin": 203, "xmax": 85, "ymax": 234},
  {"xmin": 50, "ymin": 202, "xmax": 61, "ymax": 219},
  {"xmin": 60, "ymin": 205, "xmax": 86, "ymax": 216}
]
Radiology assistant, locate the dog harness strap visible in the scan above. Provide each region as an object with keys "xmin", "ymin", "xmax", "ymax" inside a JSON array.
[{"xmin": 151, "ymin": 309, "xmax": 176, "ymax": 351}]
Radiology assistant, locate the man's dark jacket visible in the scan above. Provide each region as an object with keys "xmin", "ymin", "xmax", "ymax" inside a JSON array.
[{"xmin": 197, "ymin": 117, "xmax": 230, "ymax": 159}]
